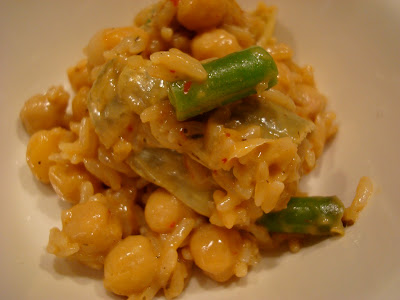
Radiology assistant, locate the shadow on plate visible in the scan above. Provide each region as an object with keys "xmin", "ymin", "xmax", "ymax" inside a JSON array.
[
  {"xmin": 16, "ymin": 117, "xmax": 30, "ymax": 145},
  {"xmin": 39, "ymin": 252, "xmax": 123, "ymax": 299},
  {"xmin": 185, "ymin": 231, "xmax": 341, "ymax": 297},
  {"xmin": 19, "ymin": 163, "xmax": 71, "ymax": 221}
]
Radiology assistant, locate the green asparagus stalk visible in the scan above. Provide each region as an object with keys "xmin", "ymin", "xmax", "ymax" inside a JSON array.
[
  {"xmin": 257, "ymin": 196, "xmax": 345, "ymax": 235},
  {"xmin": 168, "ymin": 46, "xmax": 278, "ymax": 121}
]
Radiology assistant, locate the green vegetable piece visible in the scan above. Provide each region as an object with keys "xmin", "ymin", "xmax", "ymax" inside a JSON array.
[
  {"xmin": 88, "ymin": 58, "xmax": 167, "ymax": 148},
  {"xmin": 88, "ymin": 59, "xmax": 129, "ymax": 148},
  {"xmin": 257, "ymin": 196, "xmax": 345, "ymax": 235},
  {"xmin": 168, "ymin": 46, "xmax": 278, "ymax": 121},
  {"xmin": 224, "ymin": 99, "xmax": 315, "ymax": 145},
  {"xmin": 126, "ymin": 148, "xmax": 214, "ymax": 217}
]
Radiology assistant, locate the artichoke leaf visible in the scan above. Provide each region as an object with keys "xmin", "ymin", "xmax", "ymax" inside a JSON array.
[
  {"xmin": 225, "ymin": 98, "xmax": 315, "ymax": 144},
  {"xmin": 88, "ymin": 59, "xmax": 130, "ymax": 148},
  {"xmin": 87, "ymin": 57, "xmax": 167, "ymax": 148},
  {"xmin": 126, "ymin": 148, "xmax": 214, "ymax": 217}
]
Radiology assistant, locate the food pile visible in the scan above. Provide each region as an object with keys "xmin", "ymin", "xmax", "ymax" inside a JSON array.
[{"xmin": 19, "ymin": 0, "xmax": 372, "ymax": 299}]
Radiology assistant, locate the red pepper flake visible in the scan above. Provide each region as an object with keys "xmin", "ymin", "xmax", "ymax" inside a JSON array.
[
  {"xmin": 170, "ymin": 0, "xmax": 179, "ymax": 7},
  {"xmin": 222, "ymin": 158, "xmax": 227, "ymax": 163},
  {"xmin": 169, "ymin": 221, "xmax": 176, "ymax": 228},
  {"xmin": 225, "ymin": 132, "xmax": 231, "ymax": 137},
  {"xmin": 169, "ymin": 69, "xmax": 176, "ymax": 73},
  {"xmin": 212, "ymin": 170, "xmax": 218, "ymax": 175},
  {"xmin": 183, "ymin": 81, "xmax": 192, "ymax": 94},
  {"xmin": 126, "ymin": 125, "xmax": 133, "ymax": 132}
]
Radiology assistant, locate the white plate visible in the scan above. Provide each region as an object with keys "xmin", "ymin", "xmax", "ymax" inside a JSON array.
[{"xmin": 1, "ymin": 0, "xmax": 399, "ymax": 299}]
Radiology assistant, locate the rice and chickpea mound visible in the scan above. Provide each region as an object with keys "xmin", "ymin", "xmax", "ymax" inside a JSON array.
[{"xmin": 20, "ymin": 0, "xmax": 373, "ymax": 299}]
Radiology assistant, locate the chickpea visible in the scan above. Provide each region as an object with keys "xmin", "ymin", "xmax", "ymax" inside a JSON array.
[
  {"xmin": 62, "ymin": 200, "xmax": 122, "ymax": 255},
  {"xmin": 26, "ymin": 128, "xmax": 75, "ymax": 183},
  {"xmin": 20, "ymin": 86, "xmax": 69, "ymax": 135},
  {"xmin": 191, "ymin": 28, "xmax": 241, "ymax": 60},
  {"xmin": 49, "ymin": 163, "xmax": 101, "ymax": 204},
  {"xmin": 189, "ymin": 224, "xmax": 242, "ymax": 282},
  {"xmin": 85, "ymin": 27, "xmax": 138, "ymax": 68},
  {"xmin": 104, "ymin": 235, "xmax": 158, "ymax": 296},
  {"xmin": 67, "ymin": 59, "xmax": 91, "ymax": 93},
  {"xmin": 177, "ymin": 0, "xmax": 227, "ymax": 31},
  {"xmin": 145, "ymin": 189, "xmax": 191, "ymax": 233}
]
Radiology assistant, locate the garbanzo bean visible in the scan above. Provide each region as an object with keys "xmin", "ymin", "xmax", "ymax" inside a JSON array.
[
  {"xmin": 104, "ymin": 235, "xmax": 159, "ymax": 296},
  {"xmin": 85, "ymin": 27, "xmax": 139, "ymax": 68},
  {"xmin": 26, "ymin": 128, "xmax": 75, "ymax": 183},
  {"xmin": 189, "ymin": 223, "xmax": 242, "ymax": 282},
  {"xmin": 62, "ymin": 200, "xmax": 122, "ymax": 255},
  {"xmin": 145, "ymin": 189, "xmax": 191, "ymax": 233},
  {"xmin": 177, "ymin": 0, "xmax": 227, "ymax": 31},
  {"xmin": 49, "ymin": 163, "xmax": 101, "ymax": 204},
  {"xmin": 191, "ymin": 28, "xmax": 241, "ymax": 60},
  {"xmin": 20, "ymin": 86, "xmax": 69, "ymax": 135},
  {"xmin": 67, "ymin": 59, "xmax": 91, "ymax": 92}
]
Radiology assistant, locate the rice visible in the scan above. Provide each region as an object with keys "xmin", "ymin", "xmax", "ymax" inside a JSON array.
[
  {"xmin": 150, "ymin": 48, "xmax": 208, "ymax": 81},
  {"xmin": 343, "ymin": 177, "xmax": 374, "ymax": 225},
  {"xmin": 19, "ymin": 0, "xmax": 373, "ymax": 299}
]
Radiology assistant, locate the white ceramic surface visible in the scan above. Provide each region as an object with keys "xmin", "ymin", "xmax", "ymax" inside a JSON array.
[{"xmin": 1, "ymin": 0, "xmax": 399, "ymax": 299}]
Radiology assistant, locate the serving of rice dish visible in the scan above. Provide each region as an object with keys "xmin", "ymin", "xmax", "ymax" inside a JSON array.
[{"xmin": 19, "ymin": 0, "xmax": 373, "ymax": 299}]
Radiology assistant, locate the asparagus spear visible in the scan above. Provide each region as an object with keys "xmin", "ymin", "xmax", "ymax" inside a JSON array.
[
  {"xmin": 168, "ymin": 46, "xmax": 278, "ymax": 121},
  {"xmin": 257, "ymin": 196, "xmax": 345, "ymax": 235}
]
